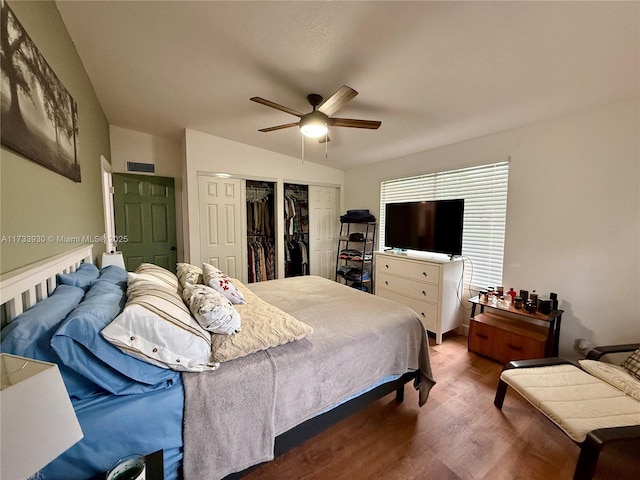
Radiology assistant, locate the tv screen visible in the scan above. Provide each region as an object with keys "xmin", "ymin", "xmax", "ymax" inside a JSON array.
[{"xmin": 384, "ymin": 199, "xmax": 464, "ymax": 256}]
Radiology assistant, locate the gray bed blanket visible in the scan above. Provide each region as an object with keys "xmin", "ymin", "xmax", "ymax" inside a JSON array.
[{"xmin": 182, "ymin": 276, "xmax": 435, "ymax": 479}]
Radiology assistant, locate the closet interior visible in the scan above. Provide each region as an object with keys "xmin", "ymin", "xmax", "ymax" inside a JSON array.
[
  {"xmin": 246, "ymin": 180, "xmax": 276, "ymax": 283},
  {"xmin": 284, "ymin": 183, "xmax": 309, "ymax": 278}
]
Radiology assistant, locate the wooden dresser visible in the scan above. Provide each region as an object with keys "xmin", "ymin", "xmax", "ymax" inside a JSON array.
[{"xmin": 374, "ymin": 251, "xmax": 464, "ymax": 344}]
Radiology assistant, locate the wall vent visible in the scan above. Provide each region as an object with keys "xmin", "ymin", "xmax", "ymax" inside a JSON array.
[{"xmin": 127, "ymin": 162, "xmax": 155, "ymax": 173}]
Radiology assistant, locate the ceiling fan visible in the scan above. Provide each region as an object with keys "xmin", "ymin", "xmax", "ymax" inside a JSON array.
[{"xmin": 250, "ymin": 85, "xmax": 381, "ymax": 143}]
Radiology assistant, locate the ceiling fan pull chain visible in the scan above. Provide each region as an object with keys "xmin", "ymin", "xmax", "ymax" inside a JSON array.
[
  {"xmin": 325, "ymin": 126, "xmax": 328, "ymax": 159},
  {"xmin": 301, "ymin": 134, "xmax": 305, "ymax": 164}
]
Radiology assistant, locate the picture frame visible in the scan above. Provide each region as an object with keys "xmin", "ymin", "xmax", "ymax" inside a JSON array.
[{"xmin": 0, "ymin": 2, "xmax": 80, "ymax": 182}]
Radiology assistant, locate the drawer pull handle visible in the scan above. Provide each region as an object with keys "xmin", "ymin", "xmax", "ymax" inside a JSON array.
[
  {"xmin": 420, "ymin": 312, "xmax": 425, "ymax": 317},
  {"xmin": 385, "ymin": 264, "xmax": 389, "ymax": 269},
  {"xmin": 422, "ymin": 290, "xmax": 426, "ymax": 296},
  {"xmin": 476, "ymin": 333, "xmax": 489, "ymax": 339},
  {"xmin": 385, "ymin": 281, "xmax": 389, "ymax": 285},
  {"xmin": 422, "ymin": 272, "xmax": 427, "ymax": 276},
  {"xmin": 508, "ymin": 344, "xmax": 523, "ymax": 351}
]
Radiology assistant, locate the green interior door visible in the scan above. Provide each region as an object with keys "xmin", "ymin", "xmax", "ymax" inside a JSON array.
[{"xmin": 113, "ymin": 173, "xmax": 177, "ymax": 272}]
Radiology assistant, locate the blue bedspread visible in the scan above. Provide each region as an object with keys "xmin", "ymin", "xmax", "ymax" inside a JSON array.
[{"xmin": 40, "ymin": 372, "xmax": 184, "ymax": 480}]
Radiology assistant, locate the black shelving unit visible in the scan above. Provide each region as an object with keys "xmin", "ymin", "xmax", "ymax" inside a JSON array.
[{"xmin": 335, "ymin": 221, "xmax": 376, "ymax": 293}]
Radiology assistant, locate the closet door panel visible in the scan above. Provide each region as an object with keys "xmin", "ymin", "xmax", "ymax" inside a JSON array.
[
  {"xmin": 309, "ymin": 185, "xmax": 339, "ymax": 279},
  {"xmin": 198, "ymin": 175, "xmax": 243, "ymax": 278}
]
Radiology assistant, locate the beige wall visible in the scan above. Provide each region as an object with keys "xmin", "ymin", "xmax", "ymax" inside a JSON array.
[
  {"xmin": 0, "ymin": 1, "xmax": 111, "ymax": 273},
  {"xmin": 109, "ymin": 125, "xmax": 185, "ymax": 261},
  {"xmin": 344, "ymin": 99, "xmax": 640, "ymax": 358}
]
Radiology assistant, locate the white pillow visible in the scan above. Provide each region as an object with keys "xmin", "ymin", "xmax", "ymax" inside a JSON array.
[
  {"xmin": 579, "ymin": 359, "xmax": 640, "ymax": 402},
  {"xmin": 182, "ymin": 283, "xmax": 241, "ymax": 335},
  {"xmin": 102, "ymin": 281, "xmax": 218, "ymax": 372},
  {"xmin": 132, "ymin": 263, "xmax": 180, "ymax": 291},
  {"xmin": 202, "ymin": 263, "xmax": 246, "ymax": 305},
  {"xmin": 177, "ymin": 263, "xmax": 203, "ymax": 288}
]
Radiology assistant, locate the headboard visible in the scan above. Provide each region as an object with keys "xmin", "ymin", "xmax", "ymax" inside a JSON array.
[{"xmin": 0, "ymin": 244, "xmax": 93, "ymax": 327}]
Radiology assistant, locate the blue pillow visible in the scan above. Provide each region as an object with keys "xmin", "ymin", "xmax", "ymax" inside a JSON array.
[
  {"xmin": 94, "ymin": 265, "xmax": 128, "ymax": 289},
  {"xmin": 51, "ymin": 280, "xmax": 180, "ymax": 395},
  {"xmin": 0, "ymin": 285, "xmax": 102, "ymax": 399},
  {"xmin": 58, "ymin": 262, "xmax": 100, "ymax": 291}
]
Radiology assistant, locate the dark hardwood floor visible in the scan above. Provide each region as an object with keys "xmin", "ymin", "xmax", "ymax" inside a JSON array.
[{"xmin": 244, "ymin": 333, "xmax": 639, "ymax": 480}]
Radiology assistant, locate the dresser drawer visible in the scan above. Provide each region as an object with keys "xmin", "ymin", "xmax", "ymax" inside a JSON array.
[
  {"xmin": 376, "ymin": 289, "xmax": 438, "ymax": 331},
  {"xmin": 377, "ymin": 256, "xmax": 441, "ymax": 284},
  {"xmin": 468, "ymin": 318, "xmax": 495, "ymax": 358},
  {"xmin": 469, "ymin": 313, "xmax": 547, "ymax": 363},
  {"xmin": 377, "ymin": 272, "xmax": 439, "ymax": 303}
]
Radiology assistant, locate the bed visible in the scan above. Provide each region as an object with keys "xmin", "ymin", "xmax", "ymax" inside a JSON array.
[{"xmin": 0, "ymin": 245, "xmax": 435, "ymax": 480}]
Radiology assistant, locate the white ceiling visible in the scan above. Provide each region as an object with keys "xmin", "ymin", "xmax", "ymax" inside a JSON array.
[{"xmin": 55, "ymin": 1, "xmax": 639, "ymax": 170}]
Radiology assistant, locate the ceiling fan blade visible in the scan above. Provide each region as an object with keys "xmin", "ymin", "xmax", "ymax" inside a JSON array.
[
  {"xmin": 330, "ymin": 118, "xmax": 382, "ymax": 129},
  {"xmin": 258, "ymin": 122, "xmax": 299, "ymax": 132},
  {"xmin": 317, "ymin": 86, "xmax": 358, "ymax": 116},
  {"xmin": 250, "ymin": 97, "xmax": 303, "ymax": 117}
]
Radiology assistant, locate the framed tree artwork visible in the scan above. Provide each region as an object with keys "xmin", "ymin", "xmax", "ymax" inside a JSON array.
[{"xmin": 1, "ymin": 2, "xmax": 80, "ymax": 182}]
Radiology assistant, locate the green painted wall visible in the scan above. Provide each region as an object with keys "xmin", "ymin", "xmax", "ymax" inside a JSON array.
[{"xmin": 1, "ymin": 1, "xmax": 110, "ymax": 273}]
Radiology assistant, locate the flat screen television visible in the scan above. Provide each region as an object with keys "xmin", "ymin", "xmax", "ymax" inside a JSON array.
[{"xmin": 384, "ymin": 199, "xmax": 464, "ymax": 257}]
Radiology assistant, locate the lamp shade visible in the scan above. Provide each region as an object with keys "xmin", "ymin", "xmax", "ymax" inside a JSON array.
[
  {"xmin": 299, "ymin": 111, "xmax": 329, "ymax": 138},
  {"xmin": 1, "ymin": 353, "xmax": 83, "ymax": 480},
  {"xmin": 101, "ymin": 251, "xmax": 126, "ymax": 270}
]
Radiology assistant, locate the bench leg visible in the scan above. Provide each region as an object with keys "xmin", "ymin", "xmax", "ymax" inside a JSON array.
[
  {"xmin": 494, "ymin": 378, "xmax": 509, "ymax": 409},
  {"xmin": 573, "ymin": 438, "xmax": 602, "ymax": 480}
]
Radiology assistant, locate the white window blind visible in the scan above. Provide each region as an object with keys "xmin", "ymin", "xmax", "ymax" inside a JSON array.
[{"xmin": 379, "ymin": 161, "xmax": 509, "ymax": 288}]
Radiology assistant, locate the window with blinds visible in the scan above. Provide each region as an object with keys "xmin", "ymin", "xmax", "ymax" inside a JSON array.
[{"xmin": 379, "ymin": 161, "xmax": 509, "ymax": 288}]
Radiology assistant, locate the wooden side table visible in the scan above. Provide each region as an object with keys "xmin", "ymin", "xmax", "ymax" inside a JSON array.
[{"xmin": 468, "ymin": 296, "xmax": 563, "ymax": 363}]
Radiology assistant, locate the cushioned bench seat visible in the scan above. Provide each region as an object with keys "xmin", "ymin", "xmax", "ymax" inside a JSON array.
[
  {"xmin": 494, "ymin": 344, "xmax": 640, "ymax": 480},
  {"xmin": 501, "ymin": 364, "xmax": 640, "ymax": 443}
]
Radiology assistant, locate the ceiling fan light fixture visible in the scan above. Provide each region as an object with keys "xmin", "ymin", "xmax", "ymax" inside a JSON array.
[
  {"xmin": 252, "ymin": 86, "xmax": 381, "ymax": 143},
  {"xmin": 299, "ymin": 112, "xmax": 328, "ymax": 138},
  {"xmin": 300, "ymin": 123, "xmax": 328, "ymax": 138}
]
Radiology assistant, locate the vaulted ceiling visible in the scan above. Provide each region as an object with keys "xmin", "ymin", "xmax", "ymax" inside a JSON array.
[{"xmin": 56, "ymin": 1, "xmax": 639, "ymax": 170}]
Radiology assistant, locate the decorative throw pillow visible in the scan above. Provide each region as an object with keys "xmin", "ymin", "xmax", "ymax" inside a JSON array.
[
  {"xmin": 133, "ymin": 263, "xmax": 180, "ymax": 291},
  {"xmin": 621, "ymin": 348, "xmax": 640, "ymax": 380},
  {"xmin": 177, "ymin": 263, "xmax": 203, "ymax": 288},
  {"xmin": 210, "ymin": 280, "xmax": 312, "ymax": 363},
  {"xmin": 101, "ymin": 280, "xmax": 218, "ymax": 372},
  {"xmin": 202, "ymin": 263, "xmax": 246, "ymax": 305},
  {"xmin": 182, "ymin": 283, "xmax": 241, "ymax": 334}
]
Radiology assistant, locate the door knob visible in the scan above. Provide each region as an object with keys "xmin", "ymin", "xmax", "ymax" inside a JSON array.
[{"xmin": 170, "ymin": 246, "xmax": 176, "ymax": 251}]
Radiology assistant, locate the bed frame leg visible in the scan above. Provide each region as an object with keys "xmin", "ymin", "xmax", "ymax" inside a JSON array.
[
  {"xmin": 395, "ymin": 385, "xmax": 405, "ymax": 403},
  {"xmin": 494, "ymin": 379, "xmax": 508, "ymax": 409}
]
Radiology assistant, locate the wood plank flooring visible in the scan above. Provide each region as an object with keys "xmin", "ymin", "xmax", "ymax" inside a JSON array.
[{"xmin": 244, "ymin": 333, "xmax": 639, "ymax": 480}]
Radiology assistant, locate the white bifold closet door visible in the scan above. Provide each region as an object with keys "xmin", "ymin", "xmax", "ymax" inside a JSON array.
[
  {"xmin": 198, "ymin": 175, "xmax": 243, "ymax": 278},
  {"xmin": 308, "ymin": 185, "xmax": 339, "ymax": 280},
  {"xmin": 197, "ymin": 175, "xmax": 338, "ymax": 282}
]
